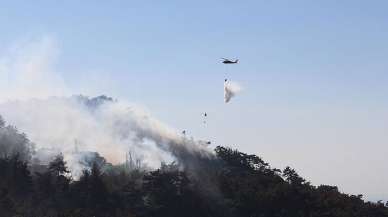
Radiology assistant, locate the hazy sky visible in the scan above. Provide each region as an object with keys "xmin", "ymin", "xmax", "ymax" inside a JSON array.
[{"xmin": 1, "ymin": 0, "xmax": 388, "ymax": 201}]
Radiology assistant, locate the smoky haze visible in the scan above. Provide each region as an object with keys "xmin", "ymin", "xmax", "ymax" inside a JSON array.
[
  {"xmin": 0, "ymin": 95, "xmax": 214, "ymax": 178},
  {"xmin": 0, "ymin": 36, "xmax": 221, "ymax": 180}
]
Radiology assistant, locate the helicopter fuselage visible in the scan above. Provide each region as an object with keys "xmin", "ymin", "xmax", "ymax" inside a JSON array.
[{"xmin": 222, "ymin": 60, "xmax": 238, "ymax": 64}]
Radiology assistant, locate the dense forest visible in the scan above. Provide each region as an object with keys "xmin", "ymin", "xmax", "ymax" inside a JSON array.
[{"xmin": 0, "ymin": 115, "xmax": 388, "ymax": 217}]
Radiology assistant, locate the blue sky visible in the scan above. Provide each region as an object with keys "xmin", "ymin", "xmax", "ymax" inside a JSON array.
[{"xmin": 1, "ymin": 0, "xmax": 388, "ymax": 200}]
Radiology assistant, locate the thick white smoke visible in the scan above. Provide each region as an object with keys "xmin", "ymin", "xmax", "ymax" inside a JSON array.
[
  {"xmin": 0, "ymin": 36, "xmax": 213, "ymax": 177},
  {"xmin": 0, "ymin": 96, "xmax": 212, "ymax": 177},
  {"xmin": 224, "ymin": 80, "xmax": 242, "ymax": 103}
]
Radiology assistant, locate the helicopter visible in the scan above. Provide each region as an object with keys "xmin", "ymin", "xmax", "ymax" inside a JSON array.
[{"xmin": 221, "ymin": 58, "xmax": 238, "ymax": 64}]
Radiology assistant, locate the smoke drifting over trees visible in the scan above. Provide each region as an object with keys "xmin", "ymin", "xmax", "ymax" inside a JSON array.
[
  {"xmin": 0, "ymin": 117, "xmax": 34, "ymax": 162},
  {"xmin": 0, "ymin": 112, "xmax": 388, "ymax": 217},
  {"xmin": 0, "ymin": 95, "xmax": 213, "ymax": 178}
]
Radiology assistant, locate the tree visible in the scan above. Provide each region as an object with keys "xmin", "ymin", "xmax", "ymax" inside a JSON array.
[
  {"xmin": 283, "ymin": 166, "xmax": 308, "ymax": 186},
  {"xmin": 142, "ymin": 162, "xmax": 217, "ymax": 217},
  {"xmin": 0, "ymin": 189, "xmax": 15, "ymax": 216},
  {"xmin": 32, "ymin": 153, "xmax": 72, "ymax": 216},
  {"xmin": 0, "ymin": 125, "xmax": 34, "ymax": 162},
  {"xmin": 0, "ymin": 155, "xmax": 33, "ymax": 216},
  {"xmin": 49, "ymin": 153, "xmax": 69, "ymax": 176}
]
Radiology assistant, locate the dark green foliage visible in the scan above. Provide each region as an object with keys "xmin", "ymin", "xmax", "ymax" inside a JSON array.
[
  {"xmin": 0, "ymin": 155, "xmax": 33, "ymax": 216},
  {"xmin": 215, "ymin": 146, "xmax": 388, "ymax": 217},
  {"xmin": 0, "ymin": 124, "xmax": 34, "ymax": 162},
  {"xmin": 0, "ymin": 138, "xmax": 387, "ymax": 216},
  {"xmin": 49, "ymin": 153, "xmax": 70, "ymax": 176},
  {"xmin": 33, "ymin": 153, "xmax": 72, "ymax": 216},
  {"xmin": 141, "ymin": 163, "xmax": 214, "ymax": 217},
  {"xmin": 67, "ymin": 163, "xmax": 112, "ymax": 217}
]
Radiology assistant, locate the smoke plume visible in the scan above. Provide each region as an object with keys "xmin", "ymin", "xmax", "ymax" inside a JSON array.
[
  {"xmin": 0, "ymin": 36, "xmax": 214, "ymax": 178},
  {"xmin": 0, "ymin": 95, "xmax": 213, "ymax": 177}
]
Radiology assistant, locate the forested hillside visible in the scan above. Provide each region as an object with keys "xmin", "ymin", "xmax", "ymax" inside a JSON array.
[{"xmin": 0, "ymin": 115, "xmax": 387, "ymax": 217}]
